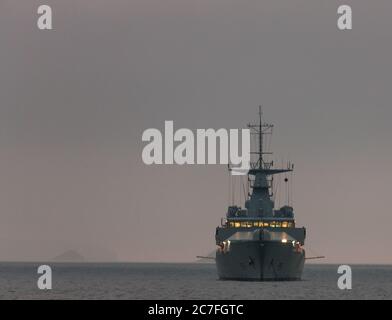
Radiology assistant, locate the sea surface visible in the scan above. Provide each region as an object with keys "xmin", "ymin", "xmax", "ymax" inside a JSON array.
[{"xmin": 0, "ymin": 263, "xmax": 391, "ymax": 299}]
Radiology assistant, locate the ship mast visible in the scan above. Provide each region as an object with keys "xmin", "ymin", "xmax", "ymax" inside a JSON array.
[
  {"xmin": 246, "ymin": 107, "xmax": 294, "ymax": 215},
  {"xmin": 228, "ymin": 107, "xmax": 294, "ymax": 215},
  {"xmin": 248, "ymin": 106, "xmax": 274, "ymax": 170},
  {"xmin": 258, "ymin": 106, "xmax": 263, "ymax": 169}
]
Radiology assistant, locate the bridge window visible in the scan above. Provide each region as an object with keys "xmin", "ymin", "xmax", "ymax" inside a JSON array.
[{"xmin": 227, "ymin": 220, "xmax": 294, "ymax": 228}]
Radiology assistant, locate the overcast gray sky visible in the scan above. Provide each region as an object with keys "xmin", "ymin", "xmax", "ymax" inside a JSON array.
[{"xmin": 0, "ymin": 0, "xmax": 391, "ymax": 263}]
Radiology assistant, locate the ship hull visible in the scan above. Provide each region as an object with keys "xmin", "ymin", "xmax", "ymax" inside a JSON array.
[{"xmin": 216, "ymin": 241, "xmax": 305, "ymax": 281}]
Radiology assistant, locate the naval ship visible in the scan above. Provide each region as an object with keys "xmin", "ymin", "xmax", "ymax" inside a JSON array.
[{"xmin": 215, "ymin": 108, "xmax": 306, "ymax": 280}]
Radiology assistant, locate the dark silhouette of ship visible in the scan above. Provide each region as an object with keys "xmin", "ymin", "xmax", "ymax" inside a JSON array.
[{"xmin": 215, "ymin": 108, "xmax": 306, "ymax": 280}]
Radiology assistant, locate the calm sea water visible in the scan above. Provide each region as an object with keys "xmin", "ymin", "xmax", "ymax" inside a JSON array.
[{"xmin": 0, "ymin": 263, "xmax": 391, "ymax": 299}]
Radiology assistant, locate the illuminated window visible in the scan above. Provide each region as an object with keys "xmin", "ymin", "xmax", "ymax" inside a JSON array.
[
  {"xmin": 263, "ymin": 222, "xmax": 269, "ymax": 227},
  {"xmin": 282, "ymin": 221, "xmax": 288, "ymax": 228},
  {"xmin": 275, "ymin": 221, "xmax": 282, "ymax": 228},
  {"xmin": 270, "ymin": 221, "xmax": 276, "ymax": 227}
]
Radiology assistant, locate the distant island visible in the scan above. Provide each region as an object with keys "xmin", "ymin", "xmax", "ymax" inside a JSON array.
[{"xmin": 52, "ymin": 250, "xmax": 86, "ymax": 262}]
